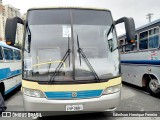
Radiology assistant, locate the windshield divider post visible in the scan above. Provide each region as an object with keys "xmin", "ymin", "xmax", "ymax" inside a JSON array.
[{"xmin": 70, "ymin": 9, "xmax": 76, "ymax": 80}]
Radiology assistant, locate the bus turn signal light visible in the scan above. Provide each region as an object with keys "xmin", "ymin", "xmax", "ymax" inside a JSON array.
[{"xmin": 131, "ymin": 40, "xmax": 135, "ymax": 43}]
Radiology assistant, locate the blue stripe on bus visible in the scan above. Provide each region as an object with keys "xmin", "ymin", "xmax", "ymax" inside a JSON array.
[
  {"xmin": 45, "ymin": 90, "xmax": 103, "ymax": 99},
  {"xmin": 0, "ymin": 68, "xmax": 22, "ymax": 81},
  {"xmin": 121, "ymin": 60, "xmax": 160, "ymax": 65},
  {"xmin": 4, "ymin": 82, "xmax": 21, "ymax": 95}
]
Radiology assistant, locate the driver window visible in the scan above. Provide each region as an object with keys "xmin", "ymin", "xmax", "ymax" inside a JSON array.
[{"xmin": 107, "ymin": 30, "xmax": 114, "ymax": 52}]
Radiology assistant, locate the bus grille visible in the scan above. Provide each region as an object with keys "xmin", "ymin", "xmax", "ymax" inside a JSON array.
[{"xmin": 44, "ymin": 90, "xmax": 103, "ymax": 99}]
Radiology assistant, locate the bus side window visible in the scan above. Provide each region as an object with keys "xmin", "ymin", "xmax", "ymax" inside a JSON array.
[
  {"xmin": 107, "ymin": 31, "xmax": 114, "ymax": 52},
  {"xmin": 119, "ymin": 39, "xmax": 124, "ymax": 53},
  {"xmin": 9, "ymin": 49, "xmax": 14, "ymax": 60},
  {"xmin": 132, "ymin": 35, "xmax": 138, "ymax": 51},
  {"xmin": 4, "ymin": 48, "xmax": 13, "ymax": 60},
  {"xmin": 107, "ymin": 29, "xmax": 117, "ymax": 52},
  {"xmin": 14, "ymin": 50, "xmax": 21, "ymax": 60},
  {"xmin": 139, "ymin": 31, "xmax": 148, "ymax": 50},
  {"xmin": 3, "ymin": 48, "xmax": 9, "ymax": 60},
  {"xmin": 125, "ymin": 35, "xmax": 137, "ymax": 52},
  {"xmin": 0, "ymin": 47, "xmax": 3, "ymax": 60},
  {"xmin": 125, "ymin": 43, "xmax": 132, "ymax": 52},
  {"xmin": 17, "ymin": 51, "xmax": 21, "ymax": 60},
  {"xmin": 108, "ymin": 39, "xmax": 114, "ymax": 52},
  {"xmin": 14, "ymin": 50, "xmax": 17, "ymax": 60},
  {"xmin": 125, "ymin": 38, "xmax": 132, "ymax": 52},
  {"xmin": 149, "ymin": 27, "xmax": 159, "ymax": 49}
]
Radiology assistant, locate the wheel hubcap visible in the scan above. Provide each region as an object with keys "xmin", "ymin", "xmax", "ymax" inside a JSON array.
[{"xmin": 149, "ymin": 79, "xmax": 160, "ymax": 93}]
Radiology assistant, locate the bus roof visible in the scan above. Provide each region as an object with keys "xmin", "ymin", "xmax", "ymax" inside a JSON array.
[
  {"xmin": 0, "ymin": 41, "xmax": 20, "ymax": 50},
  {"xmin": 136, "ymin": 18, "xmax": 160, "ymax": 31},
  {"xmin": 28, "ymin": 7, "xmax": 110, "ymax": 12},
  {"xmin": 27, "ymin": 0, "xmax": 110, "ymax": 11},
  {"xmin": 119, "ymin": 18, "xmax": 160, "ymax": 38}
]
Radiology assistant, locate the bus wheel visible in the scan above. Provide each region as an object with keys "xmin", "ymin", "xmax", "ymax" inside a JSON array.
[
  {"xmin": 0, "ymin": 83, "xmax": 5, "ymax": 98},
  {"xmin": 17, "ymin": 84, "xmax": 22, "ymax": 91},
  {"xmin": 147, "ymin": 78, "xmax": 160, "ymax": 97},
  {"xmin": 0, "ymin": 91, "xmax": 4, "ymax": 99}
]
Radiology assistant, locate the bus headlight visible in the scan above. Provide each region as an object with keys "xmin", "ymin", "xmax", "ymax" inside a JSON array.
[
  {"xmin": 23, "ymin": 88, "xmax": 45, "ymax": 98},
  {"xmin": 102, "ymin": 84, "xmax": 121, "ymax": 95}
]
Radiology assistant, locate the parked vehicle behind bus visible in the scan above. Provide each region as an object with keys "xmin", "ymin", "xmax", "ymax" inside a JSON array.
[
  {"xmin": 0, "ymin": 41, "xmax": 21, "ymax": 98},
  {"xmin": 119, "ymin": 19, "xmax": 160, "ymax": 97},
  {"xmin": 5, "ymin": 3, "xmax": 135, "ymax": 114}
]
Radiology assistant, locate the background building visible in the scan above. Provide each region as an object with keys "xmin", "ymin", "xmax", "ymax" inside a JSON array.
[{"xmin": 0, "ymin": 1, "xmax": 5, "ymax": 41}]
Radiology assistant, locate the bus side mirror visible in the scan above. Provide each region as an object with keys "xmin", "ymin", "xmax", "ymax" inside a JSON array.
[
  {"xmin": 115, "ymin": 17, "xmax": 135, "ymax": 43},
  {"xmin": 5, "ymin": 17, "xmax": 24, "ymax": 45}
]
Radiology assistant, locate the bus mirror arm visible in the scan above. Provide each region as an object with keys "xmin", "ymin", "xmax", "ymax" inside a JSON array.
[{"xmin": 114, "ymin": 17, "xmax": 136, "ymax": 43}]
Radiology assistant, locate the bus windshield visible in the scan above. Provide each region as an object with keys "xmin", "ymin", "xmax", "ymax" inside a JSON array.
[{"xmin": 23, "ymin": 9, "xmax": 120, "ymax": 83}]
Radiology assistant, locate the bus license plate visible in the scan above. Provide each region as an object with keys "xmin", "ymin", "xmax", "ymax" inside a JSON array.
[{"xmin": 66, "ymin": 105, "xmax": 83, "ymax": 111}]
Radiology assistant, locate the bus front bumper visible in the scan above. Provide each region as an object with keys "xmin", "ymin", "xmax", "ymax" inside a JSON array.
[{"xmin": 23, "ymin": 91, "xmax": 120, "ymax": 114}]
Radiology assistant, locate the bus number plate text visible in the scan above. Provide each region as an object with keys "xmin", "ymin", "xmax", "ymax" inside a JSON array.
[{"xmin": 66, "ymin": 105, "xmax": 83, "ymax": 111}]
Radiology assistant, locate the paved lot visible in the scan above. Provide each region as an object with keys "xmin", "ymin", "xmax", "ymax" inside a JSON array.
[{"xmin": 1, "ymin": 83, "xmax": 160, "ymax": 120}]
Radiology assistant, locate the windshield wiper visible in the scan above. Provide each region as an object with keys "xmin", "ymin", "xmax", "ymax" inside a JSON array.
[
  {"xmin": 49, "ymin": 37, "xmax": 71, "ymax": 84},
  {"xmin": 77, "ymin": 35, "xmax": 100, "ymax": 82}
]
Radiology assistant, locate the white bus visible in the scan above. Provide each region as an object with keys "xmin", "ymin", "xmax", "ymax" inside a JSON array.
[
  {"xmin": 5, "ymin": 2, "xmax": 135, "ymax": 114},
  {"xmin": 119, "ymin": 19, "xmax": 160, "ymax": 97},
  {"xmin": 0, "ymin": 41, "xmax": 21, "ymax": 98}
]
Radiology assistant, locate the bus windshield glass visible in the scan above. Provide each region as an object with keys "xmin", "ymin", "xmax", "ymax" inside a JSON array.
[{"xmin": 23, "ymin": 9, "xmax": 120, "ymax": 83}]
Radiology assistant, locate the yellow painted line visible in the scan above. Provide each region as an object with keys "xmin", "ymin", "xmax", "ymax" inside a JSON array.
[
  {"xmin": 32, "ymin": 61, "xmax": 66, "ymax": 68},
  {"xmin": 22, "ymin": 77, "xmax": 121, "ymax": 92}
]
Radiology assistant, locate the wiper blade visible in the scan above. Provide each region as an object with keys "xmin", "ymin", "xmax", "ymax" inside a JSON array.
[
  {"xmin": 77, "ymin": 35, "xmax": 100, "ymax": 82},
  {"xmin": 49, "ymin": 37, "xmax": 71, "ymax": 84}
]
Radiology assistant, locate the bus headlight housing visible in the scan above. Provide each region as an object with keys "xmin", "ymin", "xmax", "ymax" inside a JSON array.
[
  {"xmin": 23, "ymin": 87, "xmax": 45, "ymax": 98},
  {"xmin": 102, "ymin": 84, "xmax": 121, "ymax": 95}
]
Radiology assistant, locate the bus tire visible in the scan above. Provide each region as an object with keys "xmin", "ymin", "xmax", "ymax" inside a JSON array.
[
  {"xmin": 0, "ymin": 83, "xmax": 5, "ymax": 98},
  {"xmin": 147, "ymin": 78, "xmax": 160, "ymax": 97},
  {"xmin": 17, "ymin": 84, "xmax": 22, "ymax": 91}
]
